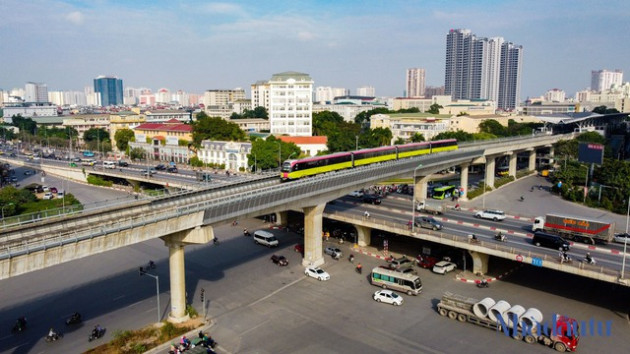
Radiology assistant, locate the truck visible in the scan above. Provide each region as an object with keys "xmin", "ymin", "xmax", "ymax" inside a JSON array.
[
  {"xmin": 532, "ymin": 214, "xmax": 614, "ymax": 244},
  {"xmin": 437, "ymin": 292, "xmax": 579, "ymax": 352},
  {"xmin": 416, "ymin": 199, "xmax": 443, "ymax": 215}
]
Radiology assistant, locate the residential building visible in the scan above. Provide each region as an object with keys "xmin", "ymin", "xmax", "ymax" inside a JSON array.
[
  {"xmin": 144, "ymin": 109, "xmax": 192, "ymax": 123},
  {"xmin": 406, "ymin": 68, "xmax": 426, "ymax": 97},
  {"xmin": 62, "ymin": 114, "xmax": 110, "ymax": 144},
  {"xmin": 449, "ymin": 114, "xmax": 542, "ymax": 133},
  {"xmin": 268, "ymin": 71, "xmax": 313, "ymax": 136},
  {"xmin": 522, "ymin": 102, "xmax": 577, "ymax": 115},
  {"xmin": 393, "ymin": 97, "xmax": 434, "ymax": 112},
  {"xmin": 370, "ymin": 113, "xmax": 450, "ymax": 142},
  {"xmin": 228, "ymin": 118, "xmax": 269, "ymax": 133},
  {"xmin": 25, "ymin": 82, "xmax": 48, "ymax": 103},
  {"xmin": 440, "ymin": 100, "xmax": 496, "ymax": 116},
  {"xmin": 155, "ymin": 88, "xmax": 171, "ymax": 104},
  {"xmin": 2, "ymin": 102, "xmax": 57, "ymax": 119},
  {"xmin": 356, "ymin": 86, "xmax": 375, "ymax": 97},
  {"xmin": 312, "ymin": 103, "xmax": 375, "ymax": 123},
  {"xmin": 444, "ymin": 29, "xmax": 522, "ymax": 111},
  {"xmin": 48, "ymin": 90, "xmax": 88, "ymax": 106},
  {"xmin": 232, "ymin": 99, "xmax": 252, "ymax": 115},
  {"xmin": 197, "ymin": 140, "xmax": 252, "ymax": 171},
  {"xmin": 203, "ymin": 89, "xmax": 246, "ymax": 107},
  {"xmin": 425, "ymin": 86, "xmax": 445, "ymax": 97},
  {"xmin": 251, "ymin": 80, "xmax": 270, "ymax": 110},
  {"xmin": 591, "ymin": 69, "xmax": 623, "ymax": 92},
  {"xmin": 130, "ymin": 119, "xmax": 193, "ymax": 163},
  {"xmin": 108, "ymin": 110, "xmax": 146, "ymax": 150},
  {"xmin": 94, "ymin": 76, "xmax": 123, "ymax": 106},
  {"xmin": 278, "ymin": 136, "xmax": 328, "ymax": 156},
  {"xmin": 315, "ymin": 87, "xmax": 349, "ymax": 104},
  {"xmin": 544, "ymin": 89, "xmax": 566, "ymax": 103}
]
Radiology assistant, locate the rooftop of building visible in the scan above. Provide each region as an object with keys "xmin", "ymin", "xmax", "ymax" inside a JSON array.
[
  {"xmin": 278, "ymin": 136, "xmax": 327, "ymax": 144},
  {"xmin": 385, "ymin": 113, "xmax": 452, "ymax": 119},
  {"xmin": 135, "ymin": 122, "xmax": 192, "ymax": 132},
  {"xmin": 270, "ymin": 71, "xmax": 312, "ymax": 81}
]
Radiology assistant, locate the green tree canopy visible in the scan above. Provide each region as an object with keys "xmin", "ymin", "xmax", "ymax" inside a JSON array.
[
  {"xmin": 411, "ymin": 133, "xmax": 425, "ymax": 142},
  {"xmin": 592, "ymin": 106, "xmax": 620, "ymax": 114},
  {"xmin": 478, "ymin": 119, "xmax": 506, "ymax": 136},
  {"xmin": 10, "ymin": 115, "xmax": 37, "ymax": 135},
  {"xmin": 313, "ymin": 111, "xmax": 345, "ymax": 136},
  {"xmin": 129, "ymin": 147, "xmax": 145, "ymax": 160},
  {"xmin": 354, "ymin": 108, "xmax": 390, "ymax": 125},
  {"xmin": 248, "ymin": 136, "xmax": 301, "ymax": 170},
  {"xmin": 432, "ymin": 130, "xmax": 474, "ymax": 142},
  {"xmin": 193, "ymin": 112, "xmax": 247, "ymax": 145},
  {"xmin": 231, "ymin": 106, "xmax": 269, "ymax": 119},
  {"xmin": 393, "ymin": 137, "xmax": 406, "ymax": 145},
  {"xmin": 83, "ymin": 128, "xmax": 110, "ymax": 143},
  {"xmin": 114, "ymin": 128, "xmax": 135, "ymax": 152},
  {"xmin": 427, "ymin": 104, "xmax": 443, "ymax": 114},
  {"xmin": 0, "ymin": 126, "xmax": 16, "ymax": 140}
]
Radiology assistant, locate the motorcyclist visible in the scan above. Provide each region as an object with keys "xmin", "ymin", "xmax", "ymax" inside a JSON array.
[
  {"xmin": 470, "ymin": 234, "xmax": 478, "ymax": 241},
  {"xmin": 519, "ymin": 195, "xmax": 524, "ymax": 202},
  {"xmin": 348, "ymin": 254, "xmax": 355, "ymax": 263},
  {"xmin": 243, "ymin": 228, "xmax": 250, "ymax": 236},
  {"xmin": 48, "ymin": 327, "xmax": 57, "ymax": 339},
  {"xmin": 586, "ymin": 252, "xmax": 594, "ymax": 264},
  {"xmin": 356, "ymin": 263, "xmax": 363, "ymax": 274}
]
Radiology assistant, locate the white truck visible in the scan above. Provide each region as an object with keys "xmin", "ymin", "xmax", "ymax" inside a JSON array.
[{"xmin": 416, "ymin": 199, "xmax": 443, "ymax": 215}]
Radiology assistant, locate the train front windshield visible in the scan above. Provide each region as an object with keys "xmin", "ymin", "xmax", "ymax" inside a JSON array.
[{"xmin": 281, "ymin": 161, "xmax": 293, "ymax": 172}]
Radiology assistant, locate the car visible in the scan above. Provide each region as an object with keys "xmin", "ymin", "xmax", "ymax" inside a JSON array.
[
  {"xmin": 373, "ymin": 290, "xmax": 403, "ymax": 306},
  {"xmin": 294, "ymin": 244, "xmax": 304, "ymax": 254},
  {"xmin": 324, "ymin": 247, "xmax": 343, "ymax": 259},
  {"xmin": 416, "ymin": 255, "xmax": 439, "ymax": 269},
  {"xmin": 50, "ymin": 187, "xmax": 58, "ymax": 193},
  {"xmin": 118, "ymin": 160, "xmax": 129, "ymax": 167},
  {"xmin": 474, "ymin": 209, "xmax": 506, "ymax": 221},
  {"xmin": 270, "ymin": 254, "xmax": 289, "ymax": 266},
  {"xmin": 57, "ymin": 190, "xmax": 65, "ymax": 198},
  {"xmin": 304, "ymin": 266, "xmax": 330, "ymax": 281},
  {"xmin": 362, "ymin": 194, "xmax": 382, "ymax": 205},
  {"xmin": 10, "ymin": 176, "xmax": 17, "ymax": 182},
  {"xmin": 155, "ymin": 164, "xmax": 167, "ymax": 171},
  {"xmin": 348, "ymin": 190, "xmax": 364, "ymax": 198},
  {"xmin": 42, "ymin": 192, "xmax": 54, "ymax": 200},
  {"xmin": 141, "ymin": 168, "xmax": 157, "ymax": 176},
  {"xmin": 614, "ymin": 233, "xmax": 630, "ymax": 244},
  {"xmin": 23, "ymin": 170, "xmax": 35, "ymax": 176},
  {"xmin": 432, "ymin": 261, "xmax": 457, "ymax": 275},
  {"xmin": 395, "ymin": 266, "xmax": 417, "ymax": 275},
  {"xmin": 9, "ymin": 153, "xmax": 16, "ymax": 157},
  {"xmin": 42, "ymin": 186, "xmax": 50, "ymax": 192},
  {"xmin": 72, "ymin": 157, "xmax": 81, "ymax": 162},
  {"xmin": 414, "ymin": 216, "xmax": 443, "ymax": 231},
  {"xmin": 167, "ymin": 166, "xmax": 178, "ymax": 173},
  {"xmin": 389, "ymin": 256, "xmax": 413, "ymax": 269}
]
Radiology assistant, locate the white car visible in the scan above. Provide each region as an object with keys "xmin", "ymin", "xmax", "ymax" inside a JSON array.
[
  {"xmin": 373, "ymin": 290, "xmax": 403, "ymax": 306},
  {"xmin": 56, "ymin": 190, "xmax": 65, "ymax": 198},
  {"xmin": 614, "ymin": 233, "xmax": 630, "ymax": 244},
  {"xmin": 304, "ymin": 267, "xmax": 330, "ymax": 281},
  {"xmin": 474, "ymin": 209, "xmax": 506, "ymax": 221},
  {"xmin": 348, "ymin": 190, "xmax": 364, "ymax": 198},
  {"xmin": 42, "ymin": 192, "xmax": 54, "ymax": 200},
  {"xmin": 432, "ymin": 261, "xmax": 456, "ymax": 275},
  {"xmin": 324, "ymin": 247, "xmax": 342, "ymax": 259}
]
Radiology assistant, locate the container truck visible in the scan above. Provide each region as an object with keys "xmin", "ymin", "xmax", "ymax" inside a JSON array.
[
  {"xmin": 416, "ymin": 199, "xmax": 443, "ymax": 215},
  {"xmin": 437, "ymin": 292, "xmax": 579, "ymax": 352},
  {"xmin": 532, "ymin": 214, "xmax": 614, "ymax": 244}
]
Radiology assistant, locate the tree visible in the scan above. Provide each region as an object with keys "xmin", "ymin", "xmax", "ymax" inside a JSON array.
[
  {"xmin": 354, "ymin": 108, "xmax": 390, "ymax": 125},
  {"xmin": 393, "ymin": 137, "xmax": 406, "ymax": 145},
  {"xmin": 248, "ymin": 136, "xmax": 300, "ymax": 170},
  {"xmin": 251, "ymin": 106, "xmax": 268, "ymax": 119},
  {"xmin": 129, "ymin": 147, "xmax": 145, "ymax": 160},
  {"xmin": 10, "ymin": 115, "xmax": 37, "ymax": 135},
  {"xmin": 0, "ymin": 126, "xmax": 16, "ymax": 140},
  {"xmin": 427, "ymin": 104, "xmax": 443, "ymax": 114},
  {"xmin": 432, "ymin": 130, "xmax": 474, "ymax": 142},
  {"xmin": 83, "ymin": 128, "xmax": 110, "ymax": 143},
  {"xmin": 114, "ymin": 128, "xmax": 135, "ymax": 152},
  {"xmin": 313, "ymin": 111, "xmax": 345, "ymax": 136},
  {"xmin": 576, "ymin": 131, "xmax": 606, "ymax": 144},
  {"xmin": 411, "ymin": 133, "xmax": 425, "ymax": 142},
  {"xmin": 478, "ymin": 120, "xmax": 506, "ymax": 136},
  {"xmin": 193, "ymin": 112, "xmax": 247, "ymax": 145},
  {"xmin": 593, "ymin": 106, "xmax": 620, "ymax": 114}
]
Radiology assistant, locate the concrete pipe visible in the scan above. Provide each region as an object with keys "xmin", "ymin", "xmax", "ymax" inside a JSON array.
[
  {"xmin": 473, "ymin": 297, "xmax": 495, "ymax": 318},
  {"xmin": 506, "ymin": 305, "xmax": 526, "ymax": 328},
  {"xmin": 520, "ymin": 308, "xmax": 544, "ymax": 333},
  {"xmin": 488, "ymin": 300, "xmax": 511, "ymax": 323}
]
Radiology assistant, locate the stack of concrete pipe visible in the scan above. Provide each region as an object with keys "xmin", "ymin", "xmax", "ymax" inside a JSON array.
[{"xmin": 473, "ymin": 297, "xmax": 543, "ymax": 329}]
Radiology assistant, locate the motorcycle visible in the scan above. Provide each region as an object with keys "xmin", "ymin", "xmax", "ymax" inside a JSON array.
[
  {"xmin": 493, "ymin": 233, "xmax": 507, "ymax": 242},
  {"xmin": 355, "ymin": 265, "xmax": 363, "ymax": 274},
  {"xmin": 45, "ymin": 332, "xmax": 63, "ymax": 342},
  {"xmin": 243, "ymin": 229, "xmax": 251, "ymax": 237},
  {"xmin": 65, "ymin": 312, "xmax": 82, "ymax": 326},
  {"xmin": 348, "ymin": 254, "xmax": 355, "ymax": 263},
  {"xmin": 88, "ymin": 327, "xmax": 106, "ymax": 342},
  {"xmin": 477, "ymin": 280, "xmax": 489, "ymax": 288},
  {"xmin": 11, "ymin": 317, "xmax": 27, "ymax": 333}
]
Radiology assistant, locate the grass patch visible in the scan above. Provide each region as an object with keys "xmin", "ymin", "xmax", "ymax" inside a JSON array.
[
  {"xmin": 466, "ymin": 184, "xmax": 493, "ymax": 200},
  {"xmin": 87, "ymin": 175, "xmax": 113, "ymax": 187}
]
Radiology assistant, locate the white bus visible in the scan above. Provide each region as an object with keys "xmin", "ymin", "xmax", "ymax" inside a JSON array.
[
  {"xmin": 370, "ymin": 267, "xmax": 422, "ymax": 295},
  {"xmin": 103, "ymin": 161, "xmax": 116, "ymax": 169}
]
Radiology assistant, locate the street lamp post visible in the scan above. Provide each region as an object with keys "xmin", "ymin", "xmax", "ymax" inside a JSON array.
[
  {"xmin": 621, "ymin": 195, "xmax": 630, "ymax": 280},
  {"xmin": 140, "ymin": 269, "xmax": 161, "ymax": 323},
  {"xmin": 355, "ymin": 136, "xmax": 359, "ymax": 151},
  {"xmin": 411, "ymin": 164, "xmax": 423, "ymax": 234}
]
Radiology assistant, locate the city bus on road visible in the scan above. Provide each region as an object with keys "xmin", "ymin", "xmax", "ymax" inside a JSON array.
[
  {"xmin": 82, "ymin": 150, "xmax": 95, "ymax": 157},
  {"xmin": 370, "ymin": 267, "xmax": 422, "ymax": 295},
  {"xmin": 432, "ymin": 185, "xmax": 456, "ymax": 200}
]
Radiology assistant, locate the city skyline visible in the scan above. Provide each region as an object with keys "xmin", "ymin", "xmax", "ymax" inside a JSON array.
[{"xmin": 1, "ymin": 0, "xmax": 629, "ymax": 99}]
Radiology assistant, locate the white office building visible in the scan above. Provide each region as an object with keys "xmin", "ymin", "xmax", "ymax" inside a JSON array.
[
  {"xmin": 315, "ymin": 86, "xmax": 349, "ymax": 104},
  {"xmin": 357, "ymin": 86, "xmax": 375, "ymax": 97},
  {"xmin": 591, "ymin": 69, "xmax": 623, "ymax": 92},
  {"xmin": 267, "ymin": 71, "xmax": 313, "ymax": 136}
]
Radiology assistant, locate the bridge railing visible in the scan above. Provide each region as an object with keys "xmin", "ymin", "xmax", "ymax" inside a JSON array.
[{"xmin": 324, "ymin": 211, "xmax": 622, "ymax": 279}]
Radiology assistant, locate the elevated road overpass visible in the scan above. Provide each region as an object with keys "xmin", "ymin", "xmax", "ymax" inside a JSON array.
[{"xmin": 2, "ymin": 133, "xmax": 592, "ymax": 323}]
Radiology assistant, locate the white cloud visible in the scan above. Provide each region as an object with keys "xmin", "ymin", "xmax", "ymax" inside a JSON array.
[
  {"xmin": 297, "ymin": 31, "xmax": 315, "ymax": 41},
  {"xmin": 65, "ymin": 11, "xmax": 84, "ymax": 25},
  {"xmin": 201, "ymin": 3, "xmax": 244, "ymax": 15}
]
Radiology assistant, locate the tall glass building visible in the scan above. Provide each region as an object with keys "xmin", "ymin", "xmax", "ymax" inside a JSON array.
[{"xmin": 94, "ymin": 76, "xmax": 123, "ymax": 106}]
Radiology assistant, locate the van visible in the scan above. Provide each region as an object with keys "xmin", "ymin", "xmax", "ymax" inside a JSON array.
[
  {"xmin": 532, "ymin": 232, "xmax": 570, "ymax": 251},
  {"xmin": 253, "ymin": 230, "xmax": 278, "ymax": 247},
  {"xmin": 103, "ymin": 161, "xmax": 116, "ymax": 169}
]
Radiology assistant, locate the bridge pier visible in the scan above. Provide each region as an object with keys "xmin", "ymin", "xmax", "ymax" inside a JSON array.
[
  {"xmin": 162, "ymin": 225, "xmax": 215, "ymax": 323},
  {"xmin": 485, "ymin": 156, "xmax": 496, "ymax": 188},
  {"xmin": 275, "ymin": 211, "xmax": 287, "ymax": 227},
  {"xmin": 459, "ymin": 163, "xmax": 469, "ymax": 201},
  {"xmin": 355, "ymin": 225, "xmax": 371, "ymax": 247},
  {"xmin": 469, "ymin": 251, "xmax": 489, "ymax": 275},
  {"xmin": 508, "ymin": 152, "xmax": 517, "ymax": 177},
  {"xmin": 413, "ymin": 175, "xmax": 430, "ymax": 201},
  {"xmin": 302, "ymin": 204, "xmax": 326, "ymax": 267},
  {"xmin": 528, "ymin": 149, "xmax": 536, "ymax": 171}
]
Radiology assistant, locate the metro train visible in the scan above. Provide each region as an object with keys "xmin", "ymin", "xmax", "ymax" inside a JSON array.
[{"xmin": 280, "ymin": 139, "xmax": 458, "ymax": 181}]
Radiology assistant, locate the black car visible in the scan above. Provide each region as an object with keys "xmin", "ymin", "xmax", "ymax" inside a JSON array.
[
  {"xmin": 118, "ymin": 160, "xmax": 129, "ymax": 167},
  {"xmin": 166, "ymin": 166, "xmax": 178, "ymax": 173},
  {"xmin": 270, "ymin": 255, "xmax": 288, "ymax": 266},
  {"xmin": 155, "ymin": 164, "xmax": 167, "ymax": 171},
  {"xmin": 362, "ymin": 194, "xmax": 382, "ymax": 205}
]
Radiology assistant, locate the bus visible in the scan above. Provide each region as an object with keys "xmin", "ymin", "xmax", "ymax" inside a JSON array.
[
  {"xmin": 83, "ymin": 150, "xmax": 95, "ymax": 157},
  {"xmin": 370, "ymin": 267, "xmax": 422, "ymax": 295},
  {"xmin": 432, "ymin": 185, "xmax": 456, "ymax": 200}
]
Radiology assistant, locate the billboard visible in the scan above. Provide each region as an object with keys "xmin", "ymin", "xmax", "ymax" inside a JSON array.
[{"xmin": 578, "ymin": 143, "xmax": 604, "ymax": 165}]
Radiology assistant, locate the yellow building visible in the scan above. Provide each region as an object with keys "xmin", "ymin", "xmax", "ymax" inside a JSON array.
[
  {"xmin": 108, "ymin": 110, "xmax": 146, "ymax": 151},
  {"xmin": 133, "ymin": 119, "xmax": 193, "ymax": 144},
  {"xmin": 449, "ymin": 114, "xmax": 544, "ymax": 133}
]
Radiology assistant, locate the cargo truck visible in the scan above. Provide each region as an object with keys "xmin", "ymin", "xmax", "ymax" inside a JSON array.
[
  {"xmin": 532, "ymin": 214, "xmax": 614, "ymax": 244},
  {"xmin": 416, "ymin": 199, "xmax": 443, "ymax": 215},
  {"xmin": 437, "ymin": 292, "xmax": 579, "ymax": 352}
]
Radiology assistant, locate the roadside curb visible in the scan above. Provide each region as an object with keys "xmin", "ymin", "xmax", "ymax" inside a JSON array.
[
  {"xmin": 145, "ymin": 319, "xmax": 216, "ymax": 354},
  {"xmin": 456, "ymin": 265, "xmax": 523, "ymax": 284}
]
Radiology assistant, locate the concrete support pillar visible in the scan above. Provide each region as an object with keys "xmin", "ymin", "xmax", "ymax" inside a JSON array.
[
  {"xmin": 302, "ymin": 204, "xmax": 326, "ymax": 267},
  {"xmin": 459, "ymin": 163, "xmax": 470, "ymax": 201},
  {"xmin": 508, "ymin": 153, "xmax": 517, "ymax": 177},
  {"xmin": 275, "ymin": 211, "xmax": 287, "ymax": 226},
  {"xmin": 355, "ymin": 224, "xmax": 371, "ymax": 247},
  {"xmin": 528, "ymin": 149, "xmax": 536, "ymax": 171},
  {"xmin": 548, "ymin": 146, "xmax": 555, "ymax": 164},
  {"xmin": 166, "ymin": 241, "xmax": 189, "ymax": 323},
  {"xmin": 485, "ymin": 156, "xmax": 496, "ymax": 189},
  {"xmin": 469, "ymin": 251, "xmax": 489, "ymax": 276},
  {"xmin": 413, "ymin": 175, "xmax": 430, "ymax": 202}
]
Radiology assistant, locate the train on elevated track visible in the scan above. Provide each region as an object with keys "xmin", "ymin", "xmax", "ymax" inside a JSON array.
[{"xmin": 280, "ymin": 139, "xmax": 458, "ymax": 181}]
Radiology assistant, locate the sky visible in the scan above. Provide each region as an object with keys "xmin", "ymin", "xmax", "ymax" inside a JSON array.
[{"xmin": 1, "ymin": 0, "xmax": 629, "ymax": 99}]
